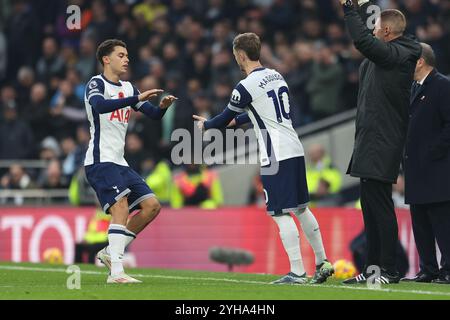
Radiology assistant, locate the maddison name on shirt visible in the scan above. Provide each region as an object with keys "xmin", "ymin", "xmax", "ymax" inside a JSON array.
[{"xmin": 258, "ymin": 73, "xmax": 284, "ymax": 89}]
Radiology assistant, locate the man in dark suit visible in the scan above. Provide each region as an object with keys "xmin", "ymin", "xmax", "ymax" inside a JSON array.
[
  {"xmin": 403, "ymin": 43, "xmax": 450, "ymax": 284},
  {"xmin": 340, "ymin": 0, "xmax": 422, "ymax": 284}
]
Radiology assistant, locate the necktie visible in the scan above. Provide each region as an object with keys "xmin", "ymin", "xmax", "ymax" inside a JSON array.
[{"xmin": 412, "ymin": 82, "xmax": 421, "ymax": 97}]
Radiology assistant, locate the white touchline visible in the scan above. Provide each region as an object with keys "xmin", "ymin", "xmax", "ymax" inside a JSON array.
[{"xmin": 0, "ymin": 265, "xmax": 449, "ymax": 297}]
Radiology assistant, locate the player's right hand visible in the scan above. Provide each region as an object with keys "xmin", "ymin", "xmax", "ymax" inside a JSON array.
[
  {"xmin": 138, "ymin": 89, "xmax": 164, "ymax": 101},
  {"xmin": 192, "ymin": 115, "xmax": 207, "ymax": 131}
]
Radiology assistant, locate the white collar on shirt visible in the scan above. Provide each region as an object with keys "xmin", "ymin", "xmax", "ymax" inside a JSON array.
[{"xmin": 418, "ymin": 69, "xmax": 433, "ymax": 85}]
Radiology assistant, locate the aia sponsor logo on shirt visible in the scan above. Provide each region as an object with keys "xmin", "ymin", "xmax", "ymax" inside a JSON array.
[
  {"xmin": 109, "ymin": 92, "xmax": 130, "ymax": 123},
  {"xmin": 110, "ymin": 108, "xmax": 130, "ymax": 123}
]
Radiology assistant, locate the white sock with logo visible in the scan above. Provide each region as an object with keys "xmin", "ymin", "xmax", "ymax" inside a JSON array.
[
  {"xmin": 108, "ymin": 224, "xmax": 128, "ymax": 276},
  {"xmin": 272, "ymin": 214, "xmax": 305, "ymax": 276},
  {"xmin": 105, "ymin": 229, "xmax": 136, "ymax": 255},
  {"xmin": 295, "ymin": 207, "xmax": 327, "ymax": 265}
]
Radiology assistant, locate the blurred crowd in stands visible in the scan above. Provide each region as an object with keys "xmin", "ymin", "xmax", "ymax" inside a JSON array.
[{"xmin": 0, "ymin": 0, "xmax": 448, "ymax": 206}]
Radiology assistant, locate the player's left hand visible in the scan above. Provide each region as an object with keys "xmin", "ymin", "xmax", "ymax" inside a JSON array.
[
  {"xmin": 192, "ymin": 115, "xmax": 207, "ymax": 131},
  {"xmin": 159, "ymin": 95, "xmax": 178, "ymax": 109}
]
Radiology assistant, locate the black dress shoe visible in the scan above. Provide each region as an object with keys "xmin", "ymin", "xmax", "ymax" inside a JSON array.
[
  {"xmin": 432, "ymin": 274, "xmax": 450, "ymax": 284},
  {"xmin": 401, "ymin": 272, "xmax": 438, "ymax": 283}
]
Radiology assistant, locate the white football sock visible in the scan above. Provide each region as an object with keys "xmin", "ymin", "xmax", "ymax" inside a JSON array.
[
  {"xmin": 272, "ymin": 214, "xmax": 305, "ymax": 276},
  {"xmin": 105, "ymin": 229, "xmax": 136, "ymax": 255},
  {"xmin": 108, "ymin": 224, "xmax": 128, "ymax": 276},
  {"xmin": 124, "ymin": 229, "xmax": 137, "ymax": 248},
  {"xmin": 295, "ymin": 207, "xmax": 327, "ymax": 265}
]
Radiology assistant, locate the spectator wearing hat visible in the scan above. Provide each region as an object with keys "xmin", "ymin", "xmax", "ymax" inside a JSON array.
[{"xmin": 39, "ymin": 136, "xmax": 61, "ymax": 161}]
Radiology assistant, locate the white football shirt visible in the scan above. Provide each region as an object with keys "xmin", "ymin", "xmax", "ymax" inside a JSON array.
[
  {"xmin": 84, "ymin": 74, "xmax": 145, "ymax": 166},
  {"xmin": 227, "ymin": 67, "xmax": 304, "ymax": 166}
]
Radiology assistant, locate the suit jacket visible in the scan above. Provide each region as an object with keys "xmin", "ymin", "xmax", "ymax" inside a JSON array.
[
  {"xmin": 344, "ymin": 1, "xmax": 422, "ymax": 183},
  {"xmin": 404, "ymin": 69, "xmax": 450, "ymax": 204}
]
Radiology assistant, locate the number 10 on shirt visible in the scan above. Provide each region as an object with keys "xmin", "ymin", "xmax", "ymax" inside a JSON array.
[{"xmin": 267, "ymin": 86, "xmax": 291, "ymax": 123}]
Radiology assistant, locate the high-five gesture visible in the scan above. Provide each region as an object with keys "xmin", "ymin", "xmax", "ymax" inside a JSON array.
[
  {"xmin": 192, "ymin": 115, "xmax": 207, "ymax": 131},
  {"xmin": 138, "ymin": 89, "xmax": 164, "ymax": 101},
  {"xmin": 159, "ymin": 95, "xmax": 178, "ymax": 109}
]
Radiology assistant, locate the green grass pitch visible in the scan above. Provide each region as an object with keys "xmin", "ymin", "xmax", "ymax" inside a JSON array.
[{"xmin": 0, "ymin": 262, "xmax": 449, "ymax": 300}]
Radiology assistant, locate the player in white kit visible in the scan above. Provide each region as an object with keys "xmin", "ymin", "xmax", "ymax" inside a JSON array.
[
  {"xmin": 84, "ymin": 39, "xmax": 177, "ymax": 283},
  {"xmin": 194, "ymin": 33, "xmax": 334, "ymax": 284}
]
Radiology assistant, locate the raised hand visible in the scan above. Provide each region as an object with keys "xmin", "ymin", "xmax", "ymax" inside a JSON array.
[
  {"xmin": 138, "ymin": 89, "xmax": 164, "ymax": 102},
  {"xmin": 192, "ymin": 115, "xmax": 207, "ymax": 131},
  {"xmin": 159, "ymin": 95, "xmax": 178, "ymax": 109}
]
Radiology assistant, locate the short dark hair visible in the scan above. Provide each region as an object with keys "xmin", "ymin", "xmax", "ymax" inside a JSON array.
[
  {"xmin": 420, "ymin": 43, "xmax": 436, "ymax": 67},
  {"xmin": 96, "ymin": 39, "xmax": 127, "ymax": 66},
  {"xmin": 380, "ymin": 9, "xmax": 406, "ymax": 35},
  {"xmin": 233, "ymin": 33, "xmax": 261, "ymax": 61}
]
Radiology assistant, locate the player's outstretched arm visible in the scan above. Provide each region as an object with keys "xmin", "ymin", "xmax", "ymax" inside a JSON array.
[
  {"xmin": 194, "ymin": 82, "xmax": 251, "ymax": 131},
  {"xmin": 88, "ymin": 89, "xmax": 163, "ymax": 114},
  {"xmin": 193, "ymin": 108, "xmax": 239, "ymax": 131},
  {"xmin": 137, "ymin": 94, "xmax": 177, "ymax": 120},
  {"xmin": 193, "ymin": 115, "xmax": 207, "ymax": 131},
  {"xmin": 159, "ymin": 95, "xmax": 178, "ymax": 109},
  {"xmin": 90, "ymin": 95, "xmax": 141, "ymax": 114},
  {"xmin": 138, "ymin": 89, "xmax": 164, "ymax": 101},
  {"xmin": 227, "ymin": 113, "xmax": 251, "ymax": 127},
  {"xmin": 235, "ymin": 113, "xmax": 251, "ymax": 126}
]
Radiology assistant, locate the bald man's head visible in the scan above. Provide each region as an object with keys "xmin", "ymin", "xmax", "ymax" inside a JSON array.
[
  {"xmin": 307, "ymin": 144, "xmax": 326, "ymax": 164},
  {"xmin": 374, "ymin": 9, "xmax": 406, "ymax": 42},
  {"xmin": 419, "ymin": 43, "xmax": 436, "ymax": 68},
  {"xmin": 414, "ymin": 43, "xmax": 435, "ymax": 81}
]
